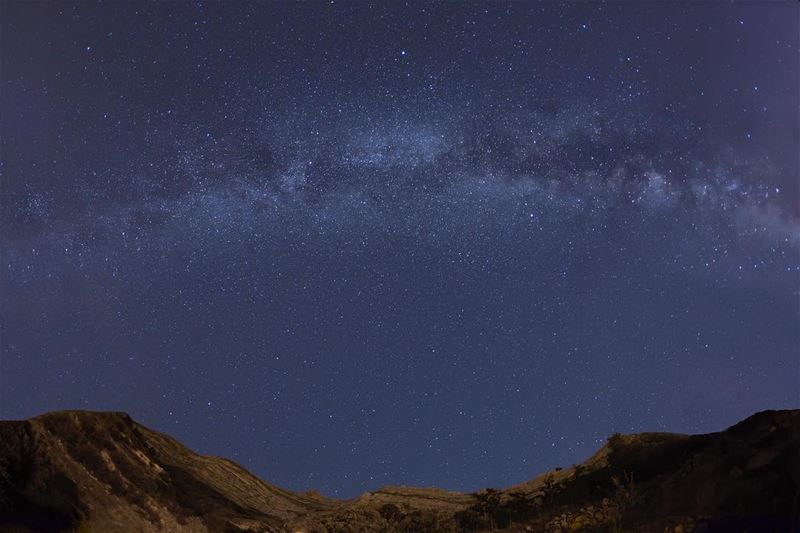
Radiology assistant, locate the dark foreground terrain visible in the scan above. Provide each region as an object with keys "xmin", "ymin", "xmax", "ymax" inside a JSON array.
[{"xmin": 0, "ymin": 409, "xmax": 797, "ymax": 532}]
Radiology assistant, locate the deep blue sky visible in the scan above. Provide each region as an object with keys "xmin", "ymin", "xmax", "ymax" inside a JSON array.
[{"xmin": 1, "ymin": 1, "xmax": 798, "ymax": 497}]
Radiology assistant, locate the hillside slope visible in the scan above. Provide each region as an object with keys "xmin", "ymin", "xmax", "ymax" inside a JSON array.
[{"xmin": 0, "ymin": 410, "xmax": 797, "ymax": 532}]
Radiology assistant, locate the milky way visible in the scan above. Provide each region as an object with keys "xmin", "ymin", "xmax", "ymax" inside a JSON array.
[{"xmin": 1, "ymin": 1, "xmax": 798, "ymax": 497}]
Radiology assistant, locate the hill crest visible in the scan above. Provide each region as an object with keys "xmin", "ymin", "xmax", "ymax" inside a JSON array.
[{"xmin": 1, "ymin": 409, "xmax": 798, "ymax": 532}]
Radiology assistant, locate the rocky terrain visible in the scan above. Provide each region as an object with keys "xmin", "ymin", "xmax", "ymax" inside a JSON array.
[{"xmin": 0, "ymin": 409, "xmax": 797, "ymax": 532}]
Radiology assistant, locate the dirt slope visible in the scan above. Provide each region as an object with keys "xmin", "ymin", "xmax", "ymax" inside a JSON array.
[{"xmin": 1, "ymin": 409, "xmax": 797, "ymax": 532}]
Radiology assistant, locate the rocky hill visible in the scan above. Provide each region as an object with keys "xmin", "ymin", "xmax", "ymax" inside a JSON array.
[{"xmin": 0, "ymin": 409, "xmax": 797, "ymax": 532}]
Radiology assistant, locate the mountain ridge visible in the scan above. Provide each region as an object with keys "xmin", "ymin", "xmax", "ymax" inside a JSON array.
[{"xmin": 1, "ymin": 409, "xmax": 797, "ymax": 532}]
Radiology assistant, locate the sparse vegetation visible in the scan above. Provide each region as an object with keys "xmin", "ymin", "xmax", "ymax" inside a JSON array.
[{"xmin": 1, "ymin": 410, "xmax": 798, "ymax": 532}]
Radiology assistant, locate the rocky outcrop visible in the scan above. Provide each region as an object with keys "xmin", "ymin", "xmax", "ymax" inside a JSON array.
[
  {"xmin": 0, "ymin": 409, "xmax": 798, "ymax": 532},
  {"xmin": 0, "ymin": 411, "xmax": 331, "ymax": 532}
]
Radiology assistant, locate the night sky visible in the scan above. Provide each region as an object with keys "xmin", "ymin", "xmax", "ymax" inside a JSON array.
[{"xmin": 2, "ymin": 1, "xmax": 799, "ymax": 498}]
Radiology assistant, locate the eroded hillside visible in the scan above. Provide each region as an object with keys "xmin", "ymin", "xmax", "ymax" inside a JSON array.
[{"xmin": 1, "ymin": 410, "xmax": 797, "ymax": 532}]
